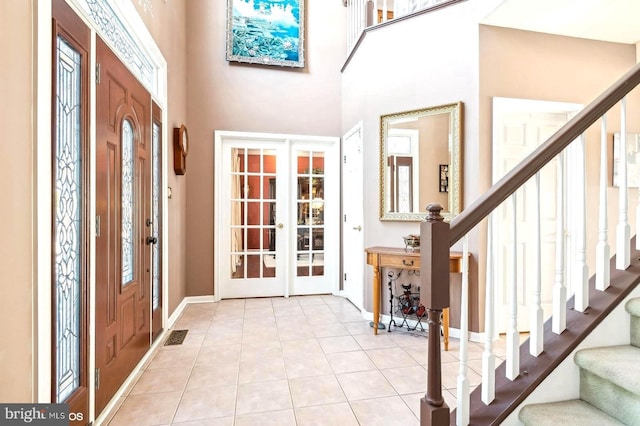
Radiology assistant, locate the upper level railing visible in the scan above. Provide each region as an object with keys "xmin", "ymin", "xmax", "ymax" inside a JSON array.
[
  {"xmin": 345, "ymin": 0, "xmax": 465, "ymax": 52},
  {"xmin": 420, "ymin": 62, "xmax": 640, "ymax": 425}
]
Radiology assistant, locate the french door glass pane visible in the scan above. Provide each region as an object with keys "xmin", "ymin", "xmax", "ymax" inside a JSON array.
[
  {"xmin": 296, "ymin": 151, "xmax": 324, "ymax": 277},
  {"xmin": 230, "ymin": 148, "xmax": 276, "ymax": 279},
  {"xmin": 121, "ymin": 118, "xmax": 135, "ymax": 285},
  {"xmin": 54, "ymin": 35, "xmax": 82, "ymax": 403}
]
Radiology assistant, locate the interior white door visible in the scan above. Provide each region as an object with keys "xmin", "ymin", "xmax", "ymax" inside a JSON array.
[
  {"xmin": 218, "ymin": 139, "xmax": 288, "ymax": 298},
  {"xmin": 289, "ymin": 139, "xmax": 340, "ymax": 295},
  {"xmin": 492, "ymin": 98, "xmax": 582, "ymax": 333},
  {"xmin": 342, "ymin": 123, "xmax": 365, "ymax": 309},
  {"xmin": 215, "ymin": 131, "xmax": 340, "ymax": 299}
]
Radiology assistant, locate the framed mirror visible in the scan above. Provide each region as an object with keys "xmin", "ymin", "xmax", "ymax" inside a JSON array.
[{"xmin": 379, "ymin": 101, "xmax": 463, "ymax": 221}]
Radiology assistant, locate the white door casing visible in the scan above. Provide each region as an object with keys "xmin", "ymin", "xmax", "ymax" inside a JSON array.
[{"xmin": 342, "ymin": 123, "xmax": 365, "ymax": 309}]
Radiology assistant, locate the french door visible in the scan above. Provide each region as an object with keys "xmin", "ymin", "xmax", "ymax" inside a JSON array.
[{"xmin": 215, "ymin": 132, "xmax": 339, "ymax": 299}]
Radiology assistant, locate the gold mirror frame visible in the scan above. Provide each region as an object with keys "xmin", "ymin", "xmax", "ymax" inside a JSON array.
[{"xmin": 379, "ymin": 101, "xmax": 463, "ymax": 222}]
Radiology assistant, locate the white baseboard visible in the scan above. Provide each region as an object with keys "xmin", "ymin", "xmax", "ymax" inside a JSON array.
[{"xmin": 167, "ymin": 295, "xmax": 215, "ymax": 328}]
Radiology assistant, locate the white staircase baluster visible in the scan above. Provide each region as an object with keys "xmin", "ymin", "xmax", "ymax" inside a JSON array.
[
  {"xmin": 382, "ymin": 0, "xmax": 388, "ymax": 22},
  {"xmin": 482, "ymin": 213, "xmax": 496, "ymax": 404},
  {"xmin": 574, "ymin": 134, "xmax": 589, "ymax": 312},
  {"xmin": 553, "ymin": 151, "xmax": 566, "ymax": 334},
  {"xmin": 597, "ymin": 115, "xmax": 611, "ymax": 291},
  {"xmin": 531, "ymin": 173, "xmax": 543, "ymax": 355},
  {"xmin": 507, "ymin": 194, "xmax": 519, "ymax": 380},
  {"xmin": 617, "ymin": 97, "xmax": 630, "ymax": 270},
  {"xmin": 456, "ymin": 235, "xmax": 470, "ymax": 425}
]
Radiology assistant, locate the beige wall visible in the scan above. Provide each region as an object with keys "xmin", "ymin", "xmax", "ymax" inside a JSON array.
[
  {"xmin": 341, "ymin": 0, "xmax": 503, "ymax": 331},
  {"xmin": 479, "ymin": 25, "xmax": 640, "ymax": 331},
  {"xmin": 0, "ymin": 0, "xmax": 34, "ymax": 402},
  {"xmin": 184, "ymin": 0, "xmax": 346, "ymax": 296},
  {"xmin": 133, "ymin": 0, "xmax": 189, "ymax": 316}
]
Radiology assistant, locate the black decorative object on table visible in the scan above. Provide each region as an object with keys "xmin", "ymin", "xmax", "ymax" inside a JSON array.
[{"xmin": 387, "ymin": 270, "xmax": 427, "ymax": 332}]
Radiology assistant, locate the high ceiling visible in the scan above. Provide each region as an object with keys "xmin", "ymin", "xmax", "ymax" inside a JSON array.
[{"xmin": 482, "ymin": 0, "xmax": 640, "ymax": 44}]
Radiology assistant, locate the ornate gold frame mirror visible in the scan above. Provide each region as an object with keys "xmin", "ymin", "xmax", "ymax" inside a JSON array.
[{"xmin": 379, "ymin": 101, "xmax": 463, "ymax": 221}]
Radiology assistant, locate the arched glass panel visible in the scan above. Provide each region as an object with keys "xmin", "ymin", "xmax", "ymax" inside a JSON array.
[
  {"xmin": 54, "ymin": 35, "xmax": 82, "ymax": 403},
  {"xmin": 121, "ymin": 119, "xmax": 135, "ymax": 285}
]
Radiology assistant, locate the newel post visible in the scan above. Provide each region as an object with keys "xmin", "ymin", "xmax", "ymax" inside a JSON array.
[{"xmin": 420, "ymin": 203, "xmax": 450, "ymax": 426}]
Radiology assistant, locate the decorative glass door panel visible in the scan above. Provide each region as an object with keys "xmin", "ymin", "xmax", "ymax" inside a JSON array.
[
  {"xmin": 54, "ymin": 35, "xmax": 84, "ymax": 404},
  {"xmin": 296, "ymin": 151, "xmax": 324, "ymax": 278}
]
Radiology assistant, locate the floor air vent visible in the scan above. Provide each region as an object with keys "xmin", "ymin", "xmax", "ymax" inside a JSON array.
[{"xmin": 164, "ymin": 329, "xmax": 188, "ymax": 346}]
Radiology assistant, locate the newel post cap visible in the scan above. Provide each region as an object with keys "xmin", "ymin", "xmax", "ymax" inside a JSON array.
[{"xmin": 426, "ymin": 203, "xmax": 444, "ymax": 222}]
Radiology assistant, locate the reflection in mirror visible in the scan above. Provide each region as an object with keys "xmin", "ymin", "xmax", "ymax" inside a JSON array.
[{"xmin": 379, "ymin": 102, "xmax": 463, "ymax": 221}]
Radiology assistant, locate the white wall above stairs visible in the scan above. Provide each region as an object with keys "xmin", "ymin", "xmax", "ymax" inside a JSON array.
[{"xmin": 500, "ymin": 284, "xmax": 640, "ymax": 425}]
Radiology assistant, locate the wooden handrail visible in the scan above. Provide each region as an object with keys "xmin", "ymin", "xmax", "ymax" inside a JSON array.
[{"xmin": 449, "ymin": 61, "xmax": 640, "ymax": 247}]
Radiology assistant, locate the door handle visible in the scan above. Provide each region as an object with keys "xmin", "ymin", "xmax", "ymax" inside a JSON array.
[
  {"xmin": 277, "ymin": 223, "xmax": 284, "ymax": 229},
  {"xmin": 146, "ymin": 236, "xmax": 158, "ymax": 245},
  {"xmin": 353, "ymin": 226, "xmax": 362, "ymax": 231}
]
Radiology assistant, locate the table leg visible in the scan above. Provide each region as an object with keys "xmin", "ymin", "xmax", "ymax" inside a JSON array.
[
  {"xmin": 443, "ymin": 307, "xmax": 449, "ymax": 351},
  {"xmin": 372, "ymin": 265, "xmax": 380, "ymax": 335}
]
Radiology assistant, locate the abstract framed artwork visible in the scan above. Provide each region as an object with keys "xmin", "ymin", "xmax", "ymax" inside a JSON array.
[{"xmin": 226, "ymin": 0, "xmax": 305, "ymax": 68}]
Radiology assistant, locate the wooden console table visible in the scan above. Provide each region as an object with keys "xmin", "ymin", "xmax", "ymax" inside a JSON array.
[{"xmin": 365, "ymin": 246, "xmax": 463, "ymax": 351}]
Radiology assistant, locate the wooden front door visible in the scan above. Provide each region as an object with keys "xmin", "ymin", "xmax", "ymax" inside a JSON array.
[{"xmin": 95, "ymin": 36, "xmax": 152, "ymax": 413}]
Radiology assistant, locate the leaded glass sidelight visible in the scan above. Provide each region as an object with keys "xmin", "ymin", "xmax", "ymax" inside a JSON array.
[
  {"xmin": 152, "ymin": 121, "xmax": 160, "ymax": 310},
  {"xmin": 54, "ymin": 35, "xmax": 82, "ymax": 403},
  {"xmin": 121, "ymin": 119, "xmax": 135, "ymax": 285}
]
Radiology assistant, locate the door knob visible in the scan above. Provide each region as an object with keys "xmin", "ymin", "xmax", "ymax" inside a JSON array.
[
  {"xmin": 146, "ymin": 236, "xmax": 158, "ymax": 245},
  {"xmin": 277, "ymin": 223, "xmax": 284, "ymax": 229},
  {"xmin": 353, "ymin": 226, "xmax": 362, "ymax": 231}
]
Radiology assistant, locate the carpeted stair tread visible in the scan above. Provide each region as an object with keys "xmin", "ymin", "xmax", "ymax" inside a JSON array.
[
  {"xmin": 626, "ymin": 298, "xmax": 640, "ymax": 317},
  {"xmin": 574, "ymin": 345, "xmax": 640, "ymax": 396},
  {"xmin": 519, "ymin": 399, "xmax": 625, "ymax": 426}
]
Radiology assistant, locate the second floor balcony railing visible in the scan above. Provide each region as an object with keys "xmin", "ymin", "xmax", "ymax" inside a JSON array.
[{"xmin": 345, "ymin": 0, "xmax": 464, "ymax": 52}]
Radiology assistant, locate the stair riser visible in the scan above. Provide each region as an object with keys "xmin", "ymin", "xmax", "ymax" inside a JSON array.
[
  {"xmin": 631, "ymin": 316, "xmax": 640, "ymax": 348},
  {"xmin": 580, "ymin": 369, "xmax": 640, "ymax": 425}
]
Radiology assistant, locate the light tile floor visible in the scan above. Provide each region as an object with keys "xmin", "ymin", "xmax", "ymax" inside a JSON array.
[{"xmin": 104, "ymin": 295, "xmax": 508, "ymax": 425}]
